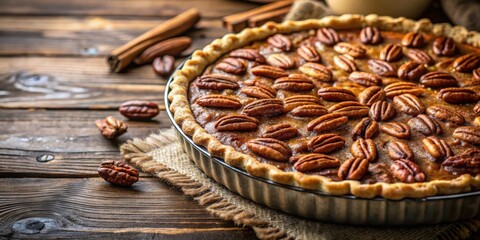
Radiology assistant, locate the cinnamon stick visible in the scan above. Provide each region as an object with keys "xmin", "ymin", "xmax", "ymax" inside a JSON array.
[
  {"xmin": 222, "ymin": 0, "xmax": 293, "ymax": 33},
  {"xmin": 107, "ymin": 8, "xmax": 201, "ymax": 73},
  {"xmin": 248, "ymin": 6, "xmax": 291, "ymax": 28}
]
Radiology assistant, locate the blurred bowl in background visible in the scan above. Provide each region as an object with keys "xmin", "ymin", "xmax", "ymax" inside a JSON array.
[{"xmin": 326, "ymin": 0, "xmax": 431, "ymax": 19}]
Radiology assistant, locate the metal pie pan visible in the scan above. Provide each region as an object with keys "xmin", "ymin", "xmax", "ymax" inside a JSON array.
[{"xmin": 165, "ymin": 60, "xmax": 480, "ymax": 226}]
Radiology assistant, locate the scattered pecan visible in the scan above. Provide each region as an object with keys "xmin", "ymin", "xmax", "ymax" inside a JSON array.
[
  {"xmin": 134, "ymin": 36, "xmax": 191, "ymax": 65},
  {"xmin": 290, "ymin": 105, "xmax": 328, "ymax": 117},
  {"xmin": 369, "ymin": 101, "xmax": 396, "ymax": 122},
  {"xmin": 401, "ymin": 32, "xmax": 425, "ymax": 48},
  {"xmin": 405, "ymin": 49, "xmax": 434, "ymax": 65},
  {"xmin": 380, "ymin": 122, "xmax": 411, "ymax": 139},
  {"xmin": 453, "ymin": 53, "xmax": 480, "ymax": 73},
  {"xmin": 333, "ymin": 42, "xmax": 366, "ymax": 58},
  {"xmin": 352, "ymin": 117, "xmax": 379, "ymax": 140},
  {"xmin": 267, "ymin": 34, "xmax": 292, "ymax": 51},
  {"xmin": 475, "ymin": 101, "xmax": 480, "ymax": 114},
  {"xmin": 262, "ymin": 123, "xmax": 297, "ymax": 140},
  {"xmin": 397, "ymin": 61, "xmax": 427, "ymax": 81},
  {"xmin": 338, "ymin": 157, "xmax": 369, "ymax": 180},
  {"xmin": 98, "ymin": 160, "xmax": 139, "ymax": 186},
  {"xmin": 215, "ymin": 57, "xmax": 246, "ymax": 75},
  {"xmin": 242, "ymin": 99, "xmax": 284, "ymax": 117},
  {"xmin": 328, "ymin": 101, "xmax": 369, "ymax": 118},
  {"xmin": 119, "ymin": 100, "xmax": 160, "ymax": 120},
  {"xmin": 367, "ymin": 59, "xmax": 396, "ymax": 77},
  {"xmin": 214, "ymin": 114, "xmax": 259, "ymax": 132},
  {"xmin": 196, "ymin": 74, "xmax": 239, "ymax": 90},
  {"xmin": 407, "ymin": 114, "xmax": 443, "ymax": 136},
  {"xmin": 422, "ymin": 136, "xmax": 453, "ymax": 161},
  {"xmin": 229, "ymin": 48, "xmax": 266, "ymax": 63},
  {"xmin": 359, "ymin": 86, "xmax": 386, "ymax": 106},
  {"xmin": 266, "ymin": 54, "xmax": 295, "ymax": 69},
  {"xmin": 272, "ymin": 74, "xmax": 314, "ymax": 92},
  {"xmin": 384, "ymin": 82, "xmax": 424, "ymax": 98},
  {"xmin": 251, "ymin": 65, "xmax": 289, "ymax": 79},
  {"xmin": 387, "ymin": 141, "xmax": 414, "ymax": 160},
  {"xmin": 348, "ymin": 71, "xmax": 382, "ymax": 87},
  {"xmin": 307, "ymin": 112, "xmax": 348, "ymax": 132},
  {"xmin": 351, "ymin": 138, "xmax": 377, "ymax": 161},
  {"xmin": 390, "ymin": 159, "xmax": 425, "ymax": 183},
  {"xmin": 294, "ymin": 153, "xmax": 341, "ymax": 172},
  {"xmin": 247, "ymin": 138, "xmax": 291, "ymax": 162},
  {"xmin": 196, "ymin": 95, "xmax": 241, "ymax": 109},
  {"xmin": 419, "ymin": 71, "xmax": 457, "ymax": 88},
  {"xmin": 393, "ymin": 93, "xmax": 425, "ymax": 116},
  {"xmin": 453, "ymin": 126, "xmax": 480, "ymax": 145},
  {"xmin": 360, "ymin": 26, "xmax": 382, "ymax": 45},
  {"xmin": 474, "ymin": 68, "xmax": 480, "ymax": 80},
  {"xmin": 283, "ymin": 95, "xmax": 321, "ymax": 111},
  {"xmin": 438, "ymin": 88, "xmax": 479, "ymax": 104},
  {"xmin": 426, "ymin": 106, "xmax": 465, "ymax": 125},
  {"xmin": 317, "ymin": 87, "xmax": 357, "ymax": 102},
  {"xmin": 299, "ymin": 62, "xmax": 333, "ymax": 82},
  {"xmin": 442, "ymin": 149, "xmax": 480, "ymax": 174},
  {"xmin": 334, "ymin": 54, "xmax": 358, "ymax": 73},
  {"xmin": 308, "ymin": 133, "xmax": 345, "ymax": 153},
  {"xmin": 368, "ymin": 163, "xmax": 395, "ymax": 183},
  {"xmin": 316, "ymin": 27, "xmax": 340, "ymax": 46},
  {"xmin": 379, "ymin": 44, "xmax": 403, "ymax": 62},
  {"xmin": 95, "ymin": 116, "xmax": 128, "ymax": 139},
  {"xmin": 241, "ymin": 86, "xmax": 276, "ymax": 99},
  {"xmin": 152, "ymin": 55, "xmax": 175, "ymax": 77},
  {"xmin": 297, "ymin": 45, "xmax": 321, "ymax": 62},
  {"xmin": 433, "ymin": 36, "xmax": 457, "ymax": 56}
]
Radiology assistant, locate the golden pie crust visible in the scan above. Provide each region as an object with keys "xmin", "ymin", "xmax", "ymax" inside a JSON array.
[{"xmin": 168, "ymin": 14, "xmax": 480, "ymax": 199}]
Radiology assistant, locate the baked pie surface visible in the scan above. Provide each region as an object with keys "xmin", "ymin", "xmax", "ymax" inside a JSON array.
[{"xmin": 169, "ymin": 15, "xmax": 480, "ymax": 199}]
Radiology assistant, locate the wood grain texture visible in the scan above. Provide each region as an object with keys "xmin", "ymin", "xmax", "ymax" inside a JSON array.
[
  {"xmin": 0, "ymin": 0, "xmax": 257, "ymax": 18},
  {"xmin": 0, "ymin": 178, "xmax": 256, "ymax": 239}
]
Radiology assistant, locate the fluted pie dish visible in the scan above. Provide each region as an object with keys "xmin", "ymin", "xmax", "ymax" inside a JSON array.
[{"xmin": 168, "ymin": 14, "xmax": 480, "ymax": 201}]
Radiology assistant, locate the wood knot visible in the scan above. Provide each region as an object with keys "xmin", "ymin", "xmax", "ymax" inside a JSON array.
[{"xmin": 12, "ymin": 217, "xmax": 58, "ymax": 235}]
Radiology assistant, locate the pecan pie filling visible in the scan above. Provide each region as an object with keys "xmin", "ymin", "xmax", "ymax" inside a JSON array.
[{"xmin": 188, "ymin": 27, "xmax": 480, "ymax": 184}]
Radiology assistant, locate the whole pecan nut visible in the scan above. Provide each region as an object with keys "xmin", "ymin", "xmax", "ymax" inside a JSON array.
[
  {"xmin": 390, "ymin": 159, "xmax": 425, "ymax": 183},
  {"xmin": 474, "ymin": 68, "xmax": 480, "ymax": 81},
  {"xmin": 215, "ymin": 57, "xmax": 246, "ymax": 75},
  {"xmin": 474, "ymin": 101, "xmax": 480, "ymax": 114},
  {"xmin": 369, "ymin": 101, "xmax": 396, "ymax": 122},
  {"xmin": 397, "ymin": 61, "xmax": 427, "ymax": 81},
  {"xmin": 262, "ymin": 123, "xmax": 298, "ymax": 140},
  {"xmin": 379, "ymin": 44, "xmax": 403, "ymax": 62},
  {"xmin": 401, "ymin": 32, "xmax": 425, "ymax": 48},
  {"xmin": 95, "ymin": 116, "xmax": 128, "ymax": 139},
  {"xmin": 251, "ymin": 65, "xmax": 289, "ymax": 79},
  {"xmin": 240, "ymin": 86, "xmax": 276, "ymax": 99},
  {"xmin": 267, "ymin": 34, "xmax": 292, "ymax": 51},
  {"xmin": 290, "ymin": 105, "xmax": 328, "ymax": 117},
  {"xmin": 247, "ymin": 138, "xmax": 291, "ymax": 162},
  {"xmin": 419, "ymin": 71, "xmax": 457, "ymax": 88},
  {"xmin": 308, "ymin": 133, "xmax": 346, "ymax": 153},
  {"xmin": 266, "ymin": 54, "xmax": 295, "ymax": 69},
  {"xmin": 196, "ymin": 95, "xmax": 241, "ymax": 109},
  {"xmin": 328, "ymin": 101, "xmax": 369, "ymax": 118},
  {"xmin": 384, "ymin": 82, "xmax": 424, "ymax": 98},
  {"xmin": 283, "ymin": 95, "xmax": 321, "ymax": 111},
  {"xmin": 98, "ymin": 160, "xmax": 139, "ymax": 186},
  {"xmin": 426, "ymin": 106, "xmax": 465, "ymax": 125},
  {"xmin": 242, "ymin": 99, "xmax": 284, "ymax": 116},
  {"xmin": 351, "ymin": 138, "xmax": 377, "ymax": 161},
  {"xmin": 407, "ymin": 114, "xmax": 442, "ymax": 136},
  {"xmin": 405, "ymin": 49, "xmax": 434, "ymax": 65},
  {"xmin": 152, "ymin": 55, "xmax": 175, "ymax": 77},
  {"xmin": 317, "ymin": 87, "xmax": 357, "ymax": 102},
  {"xmin": 433, "ymin": 36, "xmax": 457, "ymax": 56},
  {"xmin": 229, "ymin": 48, "xmax": 266, "ymax": 63},
  {"xmin": 358, "ymin": 86, "xmax": 386, "ymax": 106},
  {"xmin": 333, "ymin": 42, "xmax": 366, "ymax": 58},
  {"xmin": 119, "ymin": 100, "xmax": 160, "ymax": 120},
  {"xmin": 338, "ymin": 157, "xmax": 369, "ymax": 180},
  {"xmin": 453, "ymin": 53, "xmax": 480, "ymax": 73},
  {"xmin": 393, "ymin": 93, "xmax": 425, "ymax": 116},
  {"xmin": 367, "ymin": 59, "xmax": 396, "ymax": 77},
  {"xmin": 307, "ymin": 112, "xmax": 348, "ymax": 132},
  {"xmin": 214, "ymin": 114, "xmax": 259, "ymax": 132},
  {"xmin": 196, "ymin": 74, "xmax": 239, "ymax": 90},
  {"xmin": 352, "ymin": 117, "xmax": 379, "ymax": 140},
  {"xmin": 294, "ymin": 153, "xmax": 340, "ymax": 172},
  {"xmin": 272, "ymin": 74, "xmax": 314, "ymax": 92},
  {"xmin": 316, "ymin": 27, "xmax": 340, "ymax": 46},
  {"xmin": 442, "ymin": 149, "xmax": 480, "ymax": 174},
  {"xmin": 380, "ymin": 122, "xmax": 411, "ymax": 139},
  {"xmin": 348, "ymin": 71, "xmax": 382, "ymax": 87},
  {"xmin": 368, "ymin": 163, "xmax": 395, "ymax": 183},
  {"xmin": 299, "ymin": 62, "xmax": 333, "ymax": 82},
  {"xmin": 453, "ymin": 126, "xmax": 480, "ymax": 145},
  {"xmin": 438, "ymin": 88, "xmax": 479, "ymax": 104},
  {"xmin": 134, "ymin": 36, "xmax": 192, "ymax": 65},
  {"xmin": 422, "ymin": 136, "xmax": 453, "ymax": 161},
  {"xmin": 297, "ymin": 45, "xmax": 321, "ymax": 62},
  {"xmin": 334, "ymin": 54, "xmax": 358, "ymax": 73},
  {"xmin": 360, "ymin": 26, "xmax": 382, "ymax": 45},
  {"xmin": 387, "ymin": 141, "xmax": 414, "ymax": 160}
]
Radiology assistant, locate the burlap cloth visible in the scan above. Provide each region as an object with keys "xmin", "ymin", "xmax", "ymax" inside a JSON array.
[{"xmin": 120, "ymin": 128, "xmax": 480, "ymax": 240}]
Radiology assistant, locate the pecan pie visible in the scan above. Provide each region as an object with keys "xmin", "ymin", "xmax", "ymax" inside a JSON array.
[{"xmin": 169, "ymin": 15, "xmax": 480, "ymax": 199}]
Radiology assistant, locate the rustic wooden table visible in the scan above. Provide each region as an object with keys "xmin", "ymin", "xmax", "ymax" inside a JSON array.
[{"xmin": 0, "ymin": 0, "xmax": 261, "ymax": 239}]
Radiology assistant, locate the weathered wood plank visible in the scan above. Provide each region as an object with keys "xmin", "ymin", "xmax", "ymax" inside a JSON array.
[
  {"xmin": 0, "ymin": 17, "xmax": 226, "ymax": 56},
  {"xmin": 0, "ymin": 0, "xmax": 257, "ymax": 18},
  {"xmin": 0, "ymin": 178, "xmax": 255, "ymax": 239}
]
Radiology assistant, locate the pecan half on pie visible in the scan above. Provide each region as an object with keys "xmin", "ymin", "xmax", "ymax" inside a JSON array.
[{"xmin": 169, "ymin": 15, "xmax": 480, "ymax": 199}]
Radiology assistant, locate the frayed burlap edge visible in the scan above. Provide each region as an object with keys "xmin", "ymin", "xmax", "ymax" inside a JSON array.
[{"xmin": 120, "ymin": 128, "xmax": 292, "ymax": 240}]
